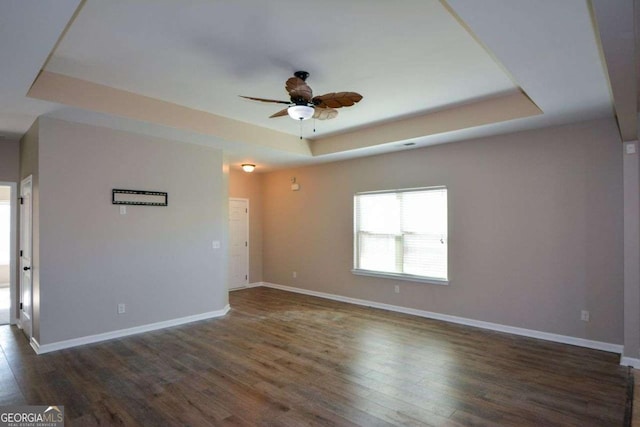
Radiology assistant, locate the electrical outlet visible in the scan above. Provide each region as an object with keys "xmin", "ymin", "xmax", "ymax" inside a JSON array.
[
  {"xmin": 118, "ymin": 303, "xmax": 126, "ymax": 314},
  {"xmin": 394, "ymin": 285, "xmax": 400, "ymax": 294},
  {"xmin": 581, "ymin": 310, "xmax": 589, "ymax": 322},
  {"xmin": 292, "ymin": 271, "xmax": 297, "ymax": 279}
]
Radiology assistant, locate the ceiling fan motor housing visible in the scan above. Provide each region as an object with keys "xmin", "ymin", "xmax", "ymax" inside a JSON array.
[
  {"xmin": 291, "ymin": 97, "xmax": 310, "ymax": 106},
  {"xmin": 294, "ymin": 71, "xmax": 309, "ymax": 81}
]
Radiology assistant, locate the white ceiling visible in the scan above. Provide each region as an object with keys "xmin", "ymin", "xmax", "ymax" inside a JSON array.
[
  {"xmin": 0, "ymin": 0, "xmax": 81, "ymax": 139},
  {"xmin": 46, "ymin": 0, "xmax": 517, "ymax": 139},
  {"xmin": 0, "ymin": 0, "xmax": 634, "ymax": 170}
]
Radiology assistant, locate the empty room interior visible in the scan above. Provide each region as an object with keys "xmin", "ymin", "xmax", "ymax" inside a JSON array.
[{"xmin": 0, "ymin": 0, "xmax": 639, "ymax": 425}]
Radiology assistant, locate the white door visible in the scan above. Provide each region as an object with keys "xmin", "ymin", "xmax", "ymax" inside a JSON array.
[
  {"xmin": 19, "ymin": 176, "xmax": 32, "ymax": 339},
  {"xmin": 229, "ymin": 198, "xmax": 249, "ymax": 289}
]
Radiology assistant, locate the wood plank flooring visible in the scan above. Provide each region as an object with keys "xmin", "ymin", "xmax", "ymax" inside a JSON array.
[{"xmin": 0, "ymin": 287, "xmax": 630, "ymax": 426}]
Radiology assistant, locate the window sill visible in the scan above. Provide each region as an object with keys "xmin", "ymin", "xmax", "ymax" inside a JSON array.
[{"xmin": 351, "ymin": 269, "xmax": 449, "ymax": 285}]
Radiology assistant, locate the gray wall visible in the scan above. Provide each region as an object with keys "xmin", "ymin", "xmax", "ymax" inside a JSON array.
[
  {"xmin": 36, "ymin": 117, "xmax": 228, "ymax": 344},
  {"xmin": 229, "ymin": 168, "xmax": 263, "ymax": 283},
  {"xmin": 261, "ymin": 118, "xmax": 624, "ymax": 344},
  {"xmin": 0, "ymin": 141, "xmax": 19, "ymax": 182}
]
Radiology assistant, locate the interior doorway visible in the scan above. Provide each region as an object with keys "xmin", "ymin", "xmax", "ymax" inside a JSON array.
[{"xmin": 0, "ymin": 184, "xmax": 13, "ymax": 325}]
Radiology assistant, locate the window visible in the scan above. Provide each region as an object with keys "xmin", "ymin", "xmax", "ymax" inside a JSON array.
[{"xmin": 353, "ymin": 187, "xmax": 448, "ymax": 284}]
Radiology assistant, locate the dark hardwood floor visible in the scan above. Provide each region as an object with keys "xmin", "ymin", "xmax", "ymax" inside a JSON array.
[{"xmin": 0, "ymin": 287, "xmax": 630, "ymax": 426}]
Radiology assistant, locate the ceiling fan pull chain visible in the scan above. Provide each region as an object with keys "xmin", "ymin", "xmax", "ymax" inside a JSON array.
[
  {"xmin": 299, "ymin": 119, "xmax": 303, "ymax": 140},
  {"xmin": 313, "ymin": 118, "xmax": 316, "ymax": 133}
]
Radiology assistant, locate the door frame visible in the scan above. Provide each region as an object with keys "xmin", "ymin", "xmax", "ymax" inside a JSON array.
[
  {"xmin": 229, "ymin": 197, "xmax": 249, "ymax": 290},
  {"xmin": 0, "ymin": 181, "xmax": 17, "ymax": 325},
  {"xmin": 18, "ymin": 175, "xmax": 32, "ymax": 337}
]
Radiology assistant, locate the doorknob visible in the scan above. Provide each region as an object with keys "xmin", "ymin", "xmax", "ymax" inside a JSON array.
[{"xmin": 23, "ymin": 266, "xmax": 30, "ymax": 271}]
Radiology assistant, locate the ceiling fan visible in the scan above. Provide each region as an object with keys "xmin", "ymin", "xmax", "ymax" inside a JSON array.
[{"xmin": 240, "ymin": 71, "xmax": 363, "ymax": 121}]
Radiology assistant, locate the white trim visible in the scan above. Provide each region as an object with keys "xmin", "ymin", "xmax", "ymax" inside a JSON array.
[
  {"xmin": 258, "ymin": 282, "xmax": 623, "ymax": 354},
  {"xmin": 355, "ymin": 185, "xmax": 447, "ymax": 196},
  {"xmin": 30, "ymin": 337, "xmax": 41, "ymax": 354},
  {"xmin": 245, "ymin": 282, "xmax": 263, "ymax": 288},
  {"xmin": 30, "ymin": 305, "xmax": 230, "ymax": 354},
  {"xmin": 620, "ymin": 356, "xmax": 640, "ymax": 368},
  {"xmin": 18, "ymin": 175, "xmax": 32, "ymax": 338},
  {"xmin": 229, "ymin": 282, "xmax": 262, "ymax": 292},
  {"xmin": 352, "ymin": 269, "xmax": 449, "ymax": 285}
]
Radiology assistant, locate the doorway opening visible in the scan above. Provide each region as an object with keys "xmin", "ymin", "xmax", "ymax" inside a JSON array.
[{"xmin": 0, "ymin": 185, "xmax": 12, "ymax": 325}]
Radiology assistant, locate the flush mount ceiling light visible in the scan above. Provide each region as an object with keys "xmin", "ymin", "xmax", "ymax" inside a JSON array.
[
  {"xmin": 287, "ymin": 105, "xmax": 314, "ymax": 121},
  {"xmin": 241, "ymin": 164, "xmax": 255, "ymax": 173}
]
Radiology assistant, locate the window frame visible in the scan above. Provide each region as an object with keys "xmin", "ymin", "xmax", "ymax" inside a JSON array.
[{"xmin": 352, "ymin": 186, "xmax": 449, "ymax": 285}]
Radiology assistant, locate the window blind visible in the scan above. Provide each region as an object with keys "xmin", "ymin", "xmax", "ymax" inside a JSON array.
[{"xmin": 354, "ymin": 187, "xmax": 448, "ymax": 282}]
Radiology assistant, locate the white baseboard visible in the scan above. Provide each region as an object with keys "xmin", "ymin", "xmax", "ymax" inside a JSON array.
[
  {"xmin": 245, "ymin": 282, "xmax": 263, "ymax": 288},
  {"xmin": 29, "ymin": 283, "xmax": 628, "ymax": 359},
  {"xmin": 258, "ymin": 282, "xmax": 623, "ymax": 355},
  {"xmin": 31, "ymin": 305, "xmax": 230, "ymax": 354},
  {"xmin": 30, "ymin": 337, "xmax": 40, "ymax": 354},
  {"xmin": 229, "ymin": 282, "xmax": 262, "ymax": 292},
  {"xmin": 621, "ymin": 356, "xmax": 640, "ymax": 368}
]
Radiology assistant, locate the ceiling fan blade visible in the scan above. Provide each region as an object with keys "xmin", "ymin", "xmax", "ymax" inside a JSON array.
[
  {"xmin": 240, "ymin": 95, "xmax": 290, "ymax": 105},
  {"xmin": 285, "ymin": 77, "xmax": 313, "ymax": 102},
  {"xmin": 312, "ymin": 92, "xmax": 363, "ymax": 109},
  {"xmin": 269, "ymin": 108, "xmax": 289, "ymax": 118},
  {"xmin": 313, "ymin": 107, "xmax": 338, "ymax": 120}
]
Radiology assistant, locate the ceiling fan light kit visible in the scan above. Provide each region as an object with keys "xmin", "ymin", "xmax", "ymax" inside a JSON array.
[
  {"xmin": 240, "ymin": 71, "xmax": 363, "ymax": 124},
  {"xmin": 287, "ymin": 105, "xmax": 314, "ymax": 120},
  {"xmin": 241, "ymin": 163, "xmax": 255, "ymax": 173}
]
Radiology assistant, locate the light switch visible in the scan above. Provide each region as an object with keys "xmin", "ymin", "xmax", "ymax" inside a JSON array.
[
  {"xmin": 119, "ymin": 206, "xmax": 126, "ymax": 215},
  {"xmin": 212, "ymin": 240, "xmax": 221, "ymax": 249},
  {"xmin": 626, "ymin": 143, "xmax": 637, "ymax": 154}
]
